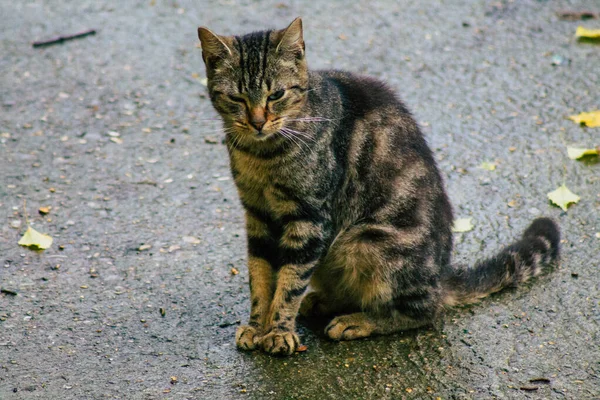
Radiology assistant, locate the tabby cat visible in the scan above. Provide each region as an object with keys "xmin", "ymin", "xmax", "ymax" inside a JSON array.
[{"xmin": 197, "ymin": 18, "xmax": 560, "ymax": 356}]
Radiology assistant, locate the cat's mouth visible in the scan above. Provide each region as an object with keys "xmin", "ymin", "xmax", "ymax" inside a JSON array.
[{"xmin": 254, "ymin": 131, "xmax": 272, "ymax": 140}]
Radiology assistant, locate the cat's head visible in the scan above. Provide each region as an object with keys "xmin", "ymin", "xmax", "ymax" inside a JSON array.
[{"xmin": 198, "ymin": 18, "xmax": 308, "ymax": 142}]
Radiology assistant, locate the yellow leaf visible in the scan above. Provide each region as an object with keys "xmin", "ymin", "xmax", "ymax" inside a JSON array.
[
  {"xmin": 575, "ymin": 26, "xmax": 600, "ymax": 39},
  {"xmin": 479, "ymin": 162, "xmax": 496, "ymax": 171},
  {"xmin": 547, "ymin": 184, "xmax": 580, "ymax": 212},
  {"xmin": 452, "ymin": 218, "xmax": 474, "ymax": 233},
  {"xmin": 568, "ymin": 111, "xmax": 600, "ymax": 127},
  {"xmin": 18, "ymin": 226, "xmax": 53, "ymax": 250},
  {"xmin": 567, "ymin": 146, "xmax": 599, "ymax": 160}
]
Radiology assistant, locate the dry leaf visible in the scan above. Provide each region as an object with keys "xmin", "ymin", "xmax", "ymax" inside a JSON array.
[
  {"xmin": 567, "ymin": 146, "xmax": 599, "ymax": 159},
  {"xmin": 568, "ymin": 111, "xmax": 600, "ymax": 127},
  {"xmin": 18, "ymin": 226, "xmax": 53, "ymax": 250},
  {"xmin": 480, "ymin": 162, "xmax": 496, "ymax": 171},
  {"xmin": 38, "ymin": 206, "xmax": 51, "ymax": 215},
  {"xmin": 230, "ymin": 267, "xmax": 239, "ymax": 275},
  {"xmin": 547, "ymin": 184, "xmax": 580, "ymax": 211},
  {"xmin": 557, "ymin": 11, "xmax": 599, "ymax": 21},
  {"xmin": 182, "ymin": 236, "xmax": 201, "ymax": 244},
  {"xmin": 452, "ymin": 218, "xmax": 474, "ymax": 233},
  {"xmin": 575, "ymin": 26, "xmax": 600, "ymax": 39},
  {"xmin": 296, "ymin": 344, "xmax": 308, "ymax": 352}
]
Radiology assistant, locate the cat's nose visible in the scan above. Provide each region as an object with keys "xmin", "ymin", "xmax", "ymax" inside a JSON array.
[
  {"xmin": 250, "ymin": 119, "xmax": 266, "ymax": 131},
  {"xmin": 249, "ymin": 107, "xmax": 266, "ymax": 132}
]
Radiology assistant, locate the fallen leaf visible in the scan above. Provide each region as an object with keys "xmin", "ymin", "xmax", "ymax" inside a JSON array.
[
  {"xmin": 575, "ymin": 26, "xmax": 600, "ymax": 39},
  {"xmin": 170, "ymin": 376, "xmax": 178, "ymax": 384},
  {"xmin": 18, "ymin": 226, "xmax": 53, "ymax": 250},
  {"xmin": 230, "ymin": 267, "xmax": 239, "ymax": 275},
  {"xmin": 480, "ymin": 162, "xmax": 496, "ymax": 171},
  {"xmin": 110, "ymin": 137, "xmax": 123, "ymax": 144},
  {"xmin": 557, "ymin": 11, "xmax": 599, "ymax": 21},
  {"xmin": 38, "ymin": 206, "xmax": 51, "ymax": 215},
  {"xmin": 296, "ymin": 344, "xmax": 308, "ymax": 352},
  {"xmin": 568, "ymin": 111, "xmax": 600, "ymax": 127},
  {"xmin": 567, "ymin": 146, "xmax": 599, "ymax": 159},
  {"xmin": 547, "ymin": 184, "xmax": 580, "ymax": 211},
  {"xmin": 452, "ymin": 218, "xmax": 474, "ymax": 233},
  {"xmin": 182, "ymin": 236, "xmax": 201, "ymax": 244}
]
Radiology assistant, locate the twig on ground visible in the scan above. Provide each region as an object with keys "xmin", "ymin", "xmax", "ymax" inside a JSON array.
[{"xmin": 32, "ymin": 29, "xmax": 97, "ymax": 48}]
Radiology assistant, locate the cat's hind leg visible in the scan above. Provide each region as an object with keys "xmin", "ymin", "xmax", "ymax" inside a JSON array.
[
  {"xmin": 321, "ymin": 223, "xmax": 441, "ymax": 340},
  {"xmin": 325, "ymin": 311, "xmax": 430, "ymax": 341}
]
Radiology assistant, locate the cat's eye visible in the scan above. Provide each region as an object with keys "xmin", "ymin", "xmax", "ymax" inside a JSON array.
[
  {"xmin": 228, "ymin": 95, "xmax": 246, "ymax": 103},
  {"xmin": 268, "ymin": 90, "xmax": 285, "ymax": 101}
]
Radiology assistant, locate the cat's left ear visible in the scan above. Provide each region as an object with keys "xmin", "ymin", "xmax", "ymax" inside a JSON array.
[
  {"xmin": 276, "ymin": 17, "xmax": 305, "ymax": 57},
  {"xmin": 197, "ymin": 27, "xmax": 234, "ymax": 68}
]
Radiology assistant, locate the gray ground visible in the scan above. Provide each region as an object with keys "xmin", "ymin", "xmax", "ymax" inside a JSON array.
[{"xmin": 1, "ymin": 0, "xmax": 599, "ymax": 399}]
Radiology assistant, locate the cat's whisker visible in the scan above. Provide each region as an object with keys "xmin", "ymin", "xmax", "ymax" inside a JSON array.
[
  {"xmin": 280, "ymin": 128, "xmax": 315, "ymax": 155},
  {"xmin": 278, "ymin": 129, "xmax": 311, "ymax": 157},
  {"xmin": 286, "ymin": 116, "xmax": 334, "ymax": 123},
  {"xmin": 281, "ymin": 127, "xmax": 316, "ymax": 144}
]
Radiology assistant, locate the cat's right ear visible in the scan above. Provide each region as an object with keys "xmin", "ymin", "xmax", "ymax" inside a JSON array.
[{"xmin": 197, "ymin": 27, "xmax": 233, "ymax": 68}]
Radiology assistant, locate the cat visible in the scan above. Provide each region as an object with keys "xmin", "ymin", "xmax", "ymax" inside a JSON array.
[{"xmin": 197, "ymin": 18, "xmax": 560, "ymax": 356}]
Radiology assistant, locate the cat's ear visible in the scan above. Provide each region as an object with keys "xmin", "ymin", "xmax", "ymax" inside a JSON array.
[
  {"xmin": 197, "ymin": 27, "xmax": 233, "ymax": 67},
  {"xmin": 276, "ymin": 17, "xmax": 305, "ymax": 56}
]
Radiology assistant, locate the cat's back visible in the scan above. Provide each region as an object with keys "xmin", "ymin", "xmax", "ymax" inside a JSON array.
[{"xmin": 313, "ymin": 70, "xmax": 412, "ymax": 119}]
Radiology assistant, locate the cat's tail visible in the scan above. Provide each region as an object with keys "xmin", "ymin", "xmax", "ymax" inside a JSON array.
[{"xmin": 441, "ymin": 218, "xmax": 560, "ymax": 306}]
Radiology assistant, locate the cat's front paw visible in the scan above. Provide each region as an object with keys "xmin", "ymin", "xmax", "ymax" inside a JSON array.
[
  {"xmin": 236, "ymin": 325, "xmax": 261, "ymax": 351},
  {"xmin": 260, "ymin": 330, "xmax": 299, "ymax": 356}
]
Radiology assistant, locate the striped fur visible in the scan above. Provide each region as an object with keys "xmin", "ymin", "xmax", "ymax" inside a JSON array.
[{"xmin": 198, "ymin": 18, "xmax": 560, "ymax": 356}]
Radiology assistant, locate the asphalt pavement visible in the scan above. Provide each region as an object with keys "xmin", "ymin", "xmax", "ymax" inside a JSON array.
[{"xmin": 1, "ymin": 0, "xmax": 599, "ymax": 399}]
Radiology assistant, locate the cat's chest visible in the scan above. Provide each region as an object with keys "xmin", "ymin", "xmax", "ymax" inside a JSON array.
[{"xmin": 230, "ymin": 150, "xmax": 301, "ymax": 217}]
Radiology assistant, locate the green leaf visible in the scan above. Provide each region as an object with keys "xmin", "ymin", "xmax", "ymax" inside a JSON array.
[
  {"xmin": 18, "ymin": 226, "xmax": 53, "ymax": 250},
  {"xmin": 567, "ymin": 146, "xmax": 599, "ymax": 160},
  {"xmin": 547, "ymin": 184, "xmax": 580, "ymax": 212},
  {"xmin": 452, "ymin": 218, "xmax": 474, "ymax": 233}
]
